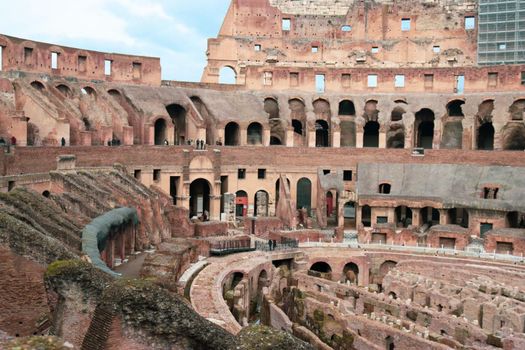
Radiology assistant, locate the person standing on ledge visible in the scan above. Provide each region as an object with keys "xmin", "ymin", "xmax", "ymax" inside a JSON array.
[{"xmin": 61, "ymin": 137, "xmax": 66, "ymax": 147}]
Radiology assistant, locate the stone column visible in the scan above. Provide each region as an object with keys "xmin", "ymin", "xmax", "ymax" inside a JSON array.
[
  {"xmin": 210, "ymin": 180, "xmax": 222, "ymax": 221},
  {"xmin": 412, "ymin": 208, "xmax": 422, "ymax": 227},
  {"xmin": 240, "ymin": 128, "xmax": 247, "ymax": 146},
  {"xmin": 216, "ymin": 127, "xmax": 225, "ymax": 145},
  {"xmin": 263, "ymin": 128, "xmax": 271, "ymax": 146},
  {"xmin": 285, "ymin": 127, "xmax": 294, "ymax": 147},
  {"xmin": 439, "ymin": 209, "xmax": 449, "ymax": 225},
  {"xmin": 332, "ymin": 130, "xmax": 341, "ymax": 148}
]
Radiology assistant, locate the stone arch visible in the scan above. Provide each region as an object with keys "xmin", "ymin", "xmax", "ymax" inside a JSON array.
[
  {"xmin": 219, "ymin": 66, "xmax": 236, "ymax": 84},
  {"xmin": 363, "ymin": 100, "xmax": 379, "ymax": 122},
  {"xmin": 509, "ymin": 99, "xmax": 525, "ymax": 121},
  {"xmin": 30, "ymin": 81, "xmax": 45, "ymax": 91},
  {"xmin": 81, "ymin": 86, "xmax": 96, "ymax": 98},
  {"xmin": 166, "ymin": 104, "xmax": 186, "ymax": 145},
  {"xmin": 225, "ymin": 122, "xmax": 240, "ymax": 146},
  {"xmin": 363, "ymin": 121, "xmax": 379, "ymax": 148},
  {"xmin": 154, "ymin": 118, "xmax": 167, "ymax": 145},
  {"xmin": 296, "ymin": 177, "xmax": 312, "ymax": 214},
  {"xmin": 235, "ymin": 190, "xmax": 248, "ymax": 217},
  {"xmin": 446, "ymin": 99, "xmax": 465, "ymax": 117},
  {"xmin": 342, "ymin": 262, "xmax": 359, "ymax": 284},
  {"xmin": 56, "ymin": 84, "xmax": 72, "ymax": 97},
  {"xmin": 390, "ymin": 106, "xmax": 405, "ymax": 122},
  {"xmin": 265, "ymin": 97, "xmax": 284, "ymax": 145},
  {"xmin": 189, "ymin": 155, "xmax": 214, "ymax": 171},
  {"xmin": 379, "ymin": 260, "xmax": 398, "ymax": 286},
  {"xmin": 289, "ymin": 99, "xmax": 306, "ymax": 146},
  {"xmin": 309, "ymin": 261, "xmax": 332, "ymax": 273},
  {"xmin": 247, "ymin": 122, "xmax": 263, "ymax": 145},
  {"xmin": 189, "ymin": 178, "xmax": 211, "ymax": 218},
  {"xmin": 501, "ymin": 122, "xmax": 525, "ymax": 150},
  {"xmin": 476, "ymin": 100, "xmax": 495, "ymax": 150},
  {"xmin": 313, "ymin": 98, "xmax": 331, "ymax": 120},
  {"xmin": 338, "ymin": 100, "xmax": 355, "ymax": 116},
  {"xmin": 415, "ymin": 108, "xmax": 435, "ymax": 149}
]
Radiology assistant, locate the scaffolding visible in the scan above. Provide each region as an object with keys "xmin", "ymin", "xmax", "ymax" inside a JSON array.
[{"xmin": 478, "ymin": 0, "xmax": 525, "ymax": 65}]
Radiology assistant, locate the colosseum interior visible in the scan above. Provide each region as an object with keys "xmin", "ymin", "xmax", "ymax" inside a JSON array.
[{"xmin": 1, "ymin": 0, "xmax": 525, "ymax": 349}]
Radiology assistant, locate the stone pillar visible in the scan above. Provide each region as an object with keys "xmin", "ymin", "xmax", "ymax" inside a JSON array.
[
  {"xmin": 412, "ymin": 208, "xmax": 422, "ymax": 227},
  {"xmin": 210, "ymin": 180, "xmax": 222, "ymax": 221},
  {"xmin": 332, "ymin": 130, "xmax": 341, "ymax": 148},
  {"xmin": 263, "ymin": 128, "xmax": 270, "ymax": 146},
  {"xmin": 240, "ymin": 128, "xmax": 247, "ymax": 146},
  {"xmin": 439, "ymin": 209, "xmax": 449, "ymax": 225},
  {"xmin": 308, "ymin": 129, "xmax": 316, "ymax": 147},
  {"xmin": 223, "ymin": 193, "xmax": 236, "ymax": 222},
  {"xmin": 217, "ymin": 128, "xmax": 225, "ymax": 145},
  {"xmin": 122, "ymin": 126, "xmax": 134, "ymax": 146},
  {"xmin": 356, "ymin": 124, "xmax": 364, "ymax": 148},
  {"xmin": 181, "ymin": 181, "xmax": 191, "ymax": 210},
  {"xmin": 146, "ymin": 124, "xmax": 154, "ymax": 145},
  {"xmin": 285, "ymin": 127, "xmax": 294, "ymax": 147},
  {"xmin": 379, "ymin": 130, "xmax": 386, "ymax": 149}
]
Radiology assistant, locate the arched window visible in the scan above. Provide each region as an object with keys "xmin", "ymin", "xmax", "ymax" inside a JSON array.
[
  {"xmin": 338, "ymin": 100, "xmax": 355, "ymax": 115},
  {"xmin": 477, "ymin": 122, "xmax": 494, "ymax": 150},
  {"xmin": 30, "ymin": 81, "xmax": 45, "ymax": 91},
  {"xmin": 166, "ymin": 104, "xmax": 186, "ymax": 145},
  {"xmin": 56, "ymin": 84, "xmax": 71, "ymax": 97},
  {"xmin": 219, "ymin": 66, "xmax": 236, "ymax": 84},
  {"xmin": 379, "ymin": 183, "xmax": 391, "ymax": 194},
  {"xmin": 315, "ymin": 120, "xmax": 329, "ymax": 147},
  {"xmin": 225, "ymin": 122, "xmax": 240, "ymax": 146},
  {"xmin": 154, "ymin": 119, "xmax": 167, "ymax": 146},
  {"xmin": 415, "ymin": 108, "xmax": 435, "ymax": 149},
  {"xmin": 447, "ymin": 100, "xmax": 465, "ymax": 117},
  {"xmin": 247, "ymin": 122, "xmax": 263, "ymax": 145}
]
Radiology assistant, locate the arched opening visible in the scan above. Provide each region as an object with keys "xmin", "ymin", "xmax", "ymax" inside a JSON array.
[
  {"xmin": 386, "ymin": 127, "xmax": 405, "ymax": 149},
  {"xmin": 56, "ymin": 84, "xmax": 71, "ymax": 97},
  {"xmin": 189, "ymin": 178, "xmax": 210, "ymax": 219},
  {"xmin": 378, "ymin": 260, "xmax": 397, "ymax": 289},
  {"xmin": 363, "ymin": 121, "xmax": 379, "ymax": 148},
  {"xmin": 166, "ymin": 104, "xmax": 186, "ymax": 145},
  {"xmin": 507, "ymin": 211, "xmax": 525, "ymax": 228},
  {"xmin": 343, "ymin": 202, "xmax": 356, "ymax": 228},
  {"xmin": 415, "ymin": 108, "xmax": 435, "ymax": 149},
  {"xmin": 107, "ymin": 89, "xmax": 120, "ymax": 97},
  {"xmin": 219, "ymin": 66, "xmax": 236, "ymax": 84},
  {"xmin": 30, "ymin": 81, "xmax": 45, "ymax": 91},
  {"xmin": 477, "ymin": 122, "xmax": 495, "ymax": 150},
  {"xmin": 315, "ymin": 120, "xmax": 329, "ymax": 147},
  {"xmin": 364, "ymin": 100, "xmax": 379, "ymax": 121},
  {"xmin": 421, "ymin": 207, "xmax": 440, "ymax": 227},
  {"xmin": 385, "ymin": 336, "xmax": 395, "ymax": 350},
  {"xmin": 296, "ymin": 178, "xmax": 312, "ymax": 214},
  {"xmin": 81, "ymin": 86, "xmax": 96, "ymax": 97},
  {"xmin": 154, "ymin": 118, "xmax": 167, "ymax": 146},
  {"xmin": 379, "ymin": 183, "xmax": 391, "ymax": 194},
  {"xmin": 254, "ymin": 190, "xmax": 269, "ymax": 216},
  {"xmin": 290, "ymin": 99, "xmax": 306, "ymax": 146},
  {"xmin": 447, "ymin": 100, "xmax": 465, "ymax": 117},
  {"xmin": 42, "ymin": 190, "xmax": 50, "ymax": 198},
  {"xmin": 395, "ymin": 206, "xmax": 412, "ymax": 228},
  {"xmin": 342, "ymin": 262, "xmax": 359, "ymax": 284},
  {"xmin": 326, "ymin": 191, "xmax": 334, "ymax": 217},
  {"xmin": 309, "ymin": 261, "xmax": 332, "ymax": 273},
  {"xmin": 270, "ymin": 136, "xmax": 282, "ymax": 145},
  {"xmin": 265, "ymin": 98, "xmax": 284, "ymax": 145},
  {"xmin": 224, "ymin": 122, "xmax": 240, "ymax": 146},
  {"xmin": 339, "ymin": 100, "xmax": 355, "ymax": 115},
  {"xmin": 361, "ymin": 205, "xmax": 372, "ymax": 227},
  {"xmin": 247, "ymin": 122, "xmax": 263, "ymax": 145},
  {"xmin": 390, "ymin": 107, "xmax": 405, "ymax": 122},
  {"xmin": 235, "ymin": 190, "xmax": 248, "ymax": 217},
  {"xmin": 509, "ymin": 99, "xmax": 525, "ymax": 121},
  {"xmin": 448, "ymin": 208, "xmax": 469, "ymax": 228},
  {"xmin": 502, "ymin": 123, "xmax": 525, "ymax": 150}
]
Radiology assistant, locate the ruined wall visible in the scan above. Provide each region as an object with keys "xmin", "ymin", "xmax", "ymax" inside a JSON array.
[{"xmin": 0, "ymin": 35, "xmax": 161, "ymax": 86}]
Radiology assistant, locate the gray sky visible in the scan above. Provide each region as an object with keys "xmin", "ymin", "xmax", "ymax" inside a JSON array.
[{"xmin": 0, "ymin": 0, "xmax": 231, "ymax": 81}]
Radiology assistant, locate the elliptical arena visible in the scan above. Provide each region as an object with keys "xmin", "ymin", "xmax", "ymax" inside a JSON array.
[{"xmin": 1, "ymin": 1, "xmax": 525, "ymax": 349}]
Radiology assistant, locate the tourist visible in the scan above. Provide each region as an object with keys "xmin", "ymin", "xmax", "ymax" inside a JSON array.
[
  {"xmin": 164, "ymin": 139, "xmax": 169, "ymax": 146},
  {"xmin": 268, "ymin": 239, "xmax": 272, "ymax": 251},
  {"xmin": 10, "ymin": 136, "xmax": 16, "ymax": 146},
  {"xmin": 61, "ymin": 137, "xmax": 66, "ymax": 147},
  {"xmin": 272, "ymin": 239, "xmax": 277, "ymax": 250}
]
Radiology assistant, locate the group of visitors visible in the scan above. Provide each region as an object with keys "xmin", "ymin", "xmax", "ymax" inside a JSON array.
[
  {"xmin": 267, "ymin": 239, "xmax": 278, "ymax": 251},
  {"xmin": 0, "ymin": 136, "xmax": 16, "ymax": 146}
]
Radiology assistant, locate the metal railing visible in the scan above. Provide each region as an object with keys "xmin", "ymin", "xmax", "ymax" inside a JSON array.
[{"xmin": 255, "ymin": 239, "xmax": 299, "ymax": 252}]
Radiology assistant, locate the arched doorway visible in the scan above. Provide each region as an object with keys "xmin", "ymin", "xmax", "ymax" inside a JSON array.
[
  {"xmin": 309, "ymin": 262, "xmax": 332, "ymax": 280},
  {"xmin": 339, "ymin": 100, "xmax": 355, "ymax": 116},
  {"xmin": 363, "ymin": 121, "xmax": 379, "ymax": 147},
  {"xmin": 254, "ymin": 190, "xmax": 269, "ymax": 216},
  {"xmin": 344, "ymin": 202, "xmax": 356, "ymax": 228},
  {"xmin": 296, "ymin": 178, "xmax": 312, "ymax": 214},
  {"xmin": 219, "ymin": 66, "xmax": 236, "ymax": 84},
  {"xmin": 154, "ymin": 119, "xmax": 167, "ymax": 145},
  {"xmin": 189, "ymin": 179, "xmax": 211, "ymax": 218},
  {"xmin": 378, "ymin": 260, "xmax": 397, "ymax": 290},
  {"xmin": 247, "ymin": 122, "xmax": 263, "ymax": 145},
  {"xmin": 477, "ymin": 122, "xmax": 494, "ymax": 150},
  {"xmin": 225, "ymin": 122, "xmax": 240, "ymax": 146},
  {"xmin": 235, "ymin": 190, "xmax": 248, "ymax": 217},
  {"xmin": 166, "ymin": 104, "xmax": 186, "ymax": 145},
  {"xmin": 415, "ymin": 109, "xmax": 435, "ymax": 149},
  {"xmin": 342, "ymin": 262, "xmax": 359, "ymax": 284},
  {"xmin": 315, "ymin": 120, "xmax": 329, "ymax": 147}
]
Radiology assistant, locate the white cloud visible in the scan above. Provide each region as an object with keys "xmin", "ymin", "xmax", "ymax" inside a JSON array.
[{"xmin": 113, "ymin": 0, "xmax": 172, "ymax": 20}]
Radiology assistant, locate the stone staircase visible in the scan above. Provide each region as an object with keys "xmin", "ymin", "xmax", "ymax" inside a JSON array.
[{"xmin": 81, "ymin": 305, "xmax": 114, "ymax": 350}]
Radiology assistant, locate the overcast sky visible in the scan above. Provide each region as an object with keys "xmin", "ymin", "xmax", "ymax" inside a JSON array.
[{"xmin": 0, "ymin": 0, "xmax": 230, "ymax": 81}]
